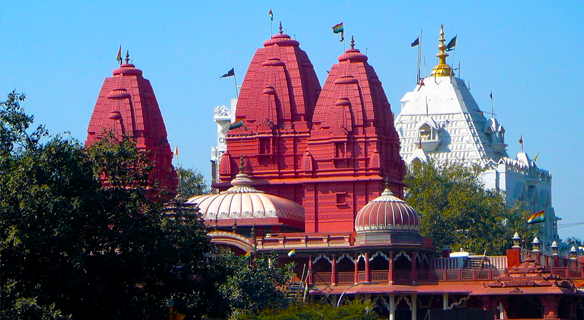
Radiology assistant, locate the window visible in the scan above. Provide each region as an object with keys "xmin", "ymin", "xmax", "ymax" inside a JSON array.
[
  {"xmin": 335, "ymin": 142, "xmax": 345, "ymax": 158},
  {"xmin": 260, "ymin": 138, "xmax": 271, "ymax": 154}
]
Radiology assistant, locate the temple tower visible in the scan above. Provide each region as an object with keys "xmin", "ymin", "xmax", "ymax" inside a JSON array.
[
  {"xmin": 216, "ymin": 24, "xmax": 321, "ymax": 208},
  {"xmin": 86, "ymin": 53, "xmax": 177, "ymax": 197},
  {"xmin": 304, "ymin": 37, "xmax": 405, "ymax": 232}
]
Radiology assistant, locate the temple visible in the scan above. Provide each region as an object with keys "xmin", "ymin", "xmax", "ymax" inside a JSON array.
[
  {"xmin": 86, "ymin": 52, "xmax": 177, "ymax": 197},
  {"xmin": 193, "ymin": 25, "xmax": 584, "ymax": 319},
  {"xmin": 395, "ymin": 26, "xmax": 561, "ymax": 254}
]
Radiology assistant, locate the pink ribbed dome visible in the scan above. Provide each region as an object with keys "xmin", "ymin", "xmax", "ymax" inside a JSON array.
[
  {"xmin": 187, "ymin": 170, "xmax": 304, "ymax": 225},
  {"xmin": 355, "ymin": 187, "xmax": 420, "ymax": 233}
]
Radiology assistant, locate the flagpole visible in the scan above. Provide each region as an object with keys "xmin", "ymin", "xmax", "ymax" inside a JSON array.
[
  {"xmin": 233, "ymin": 71, "xmax": 239, "ymax": 98},
  {"xmin": 417, "ymin": 29, "xmax": 422, "ymax": 84}
]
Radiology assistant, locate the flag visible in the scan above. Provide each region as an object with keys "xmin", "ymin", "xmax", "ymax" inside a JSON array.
[
  {"xmin": 287, "ymin": 249, "xmax": 296, "ymax": 257},
  {"xmin": 221, "ymin": 68, "xmax": 235, "ymax": 78},
  {"xmin": 445, "ymin": 35, "xmax": 457, "ymax": 51},
  {"xmin": 411, "ymin": 37, "xmax": 420, "ymax": 47},
  {"xmin": 174, "ymin": 146, "xmax": 179, "ymax": 157},
  {"xmin": 332, "ymin": 22, "xmax": 344, "ymax": 42},
  {"xmin": 519, "ymin": 134, "xmax": 523, "ymax": 145},
  {"xmin": 533, "ymin": 152, "xmax": 539, "ymax": 161},
  {"xmin": 242, "ymin": 251, "xmax": 251, "ymax": 259},
  {"xmin": 490, "ymin": 92, "xmax": 493, "ymax": 100},
  {"xmin": 229, "ymin": 117, "xmax": 244, "ymax": 130},
  {"xmin": 116, "ymin": 45, "xmax": 122, "ymax": 65},
  {"xmin": 527, "ymin": 210, "xmax": 545, "ymax": 224},
  {"xmin": 269, "ymin": 9, "xmax": 273, "ymax": 21}
]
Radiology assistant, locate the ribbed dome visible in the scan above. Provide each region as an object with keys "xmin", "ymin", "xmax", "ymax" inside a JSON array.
[
  {"xmin": 187, "ymin": 170, "xmax": 304, "ymax": 225},
  {"xmin": 355, "ymin": 186, "xmax": 420, "ymax": 233}
]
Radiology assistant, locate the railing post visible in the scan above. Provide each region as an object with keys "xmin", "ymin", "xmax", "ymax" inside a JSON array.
[
  {"xmin": 354, "ymin": 254, "xmax": 359, "ymax": 284},
  {"xmin": 331, "ymin": 255, "xmax": 337, "ymax": 286},
  {"xmin": 411, "ymin": 252, "xmax": 417, "ymax": 285},
  {"xmin": 488, "ymin": 268, "xmax": 493, "ymax": 280},
  {"xmin": 457, "ymin": 269, "xmax": 462, "ymax": 281},
  {"xmin": 472, "ymin": 269, "xmax": 476, "ymax": 281},
  {"xmin": 308, "ymin": 255, "xmax": 313, "ymax": 284},
  {"xmin": 443, "ymin": 268, "xmax": 447, "ymax": 281}
]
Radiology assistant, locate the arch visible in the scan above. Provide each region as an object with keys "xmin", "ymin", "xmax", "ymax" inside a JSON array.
[{"xmin": 208, "ymin": 231, "xmax": 254, "ymax": 253}]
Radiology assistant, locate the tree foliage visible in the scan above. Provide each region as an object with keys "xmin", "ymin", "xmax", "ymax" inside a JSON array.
[
  {"xmin": 0, "ymin": 92, "xmax": 210, "ymax": 320},
  {"xmin": 236, "ymin": 300, "xmax": 382, "ymax": 320},
  {"xmin": 177, "ymin": 167, "xmax": 209, "ymax": 198},
  {"xmin": 404, "ymin": 160, "xmax": 536, "ymax": 255}
]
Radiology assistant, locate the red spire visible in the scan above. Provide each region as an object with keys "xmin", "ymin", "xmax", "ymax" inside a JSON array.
[
  {"xmin": 305, "ymin": 39, "xmax": 405, "ymax": 232},
  {"xmin": 86, "ymin": 57, "xmax": 178, "ymax": 198}
]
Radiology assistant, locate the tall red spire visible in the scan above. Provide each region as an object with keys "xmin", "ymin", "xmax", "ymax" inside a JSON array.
[
  {"xmin": 217, "ymin": 27, "xmax": 321, "ymax": 209},
  {"xmin": 304, "ymin": 37, "xmax": 405, "ymax": 232},
  {"xmin": 86, "ymin": 55, "xmax": 177, "ymax": 198}
]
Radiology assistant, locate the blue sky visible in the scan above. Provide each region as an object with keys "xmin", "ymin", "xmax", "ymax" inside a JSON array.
[{"xmin": 2, "ymin": 1, "xmax": 583, "ymax": 240}]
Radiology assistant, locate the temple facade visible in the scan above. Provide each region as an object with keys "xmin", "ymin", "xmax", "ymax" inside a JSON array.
[
  {"xmin": 193, "ymin": 25, "xmax": 584, "ymax": 319},
  {"xmin": 394, "ymin": 26, "xmax": 560, "ymax": 253}
]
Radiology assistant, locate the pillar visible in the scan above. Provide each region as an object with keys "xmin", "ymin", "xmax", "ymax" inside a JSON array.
[
  {"xmin": 443, "ymin": 293, "xmax": 449, "ymax": 310},
  {"xmin": 308, "ymin": 255, "xmax": 313, "ymax": 284},
  {"xmin": 411, "ymin": 251, "xmax": 417, "ymax": 285},
  {"xmin": 365, "ymin": 252, "xmax": 371, "ymax": 283},
  {"xmin": 331, "ymin": 254, "xmax": 337, "ymax": 286},
  {"xmin": 389, "ymin": 293, "xmax": 395, "ymax": 320},
  {"xmin": 388, "ymin": 251, "xmax": 395, "ymax": 285},
  {"xmin": 411, "ymin": 293, "xmax": 417, "ymax": 320},
  {"xmin": 354, "ymin": 254, "xmax": 359, "ymax": 284}
]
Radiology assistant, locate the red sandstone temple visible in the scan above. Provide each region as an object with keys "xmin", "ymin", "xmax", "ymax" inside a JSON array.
[
  {"xmin": 187, "ymin": 27, "xmax": 584, "ymax": 320},
  {"xmin": 86, "ymin": 52, "xmax": 177, "ymax": 198}
]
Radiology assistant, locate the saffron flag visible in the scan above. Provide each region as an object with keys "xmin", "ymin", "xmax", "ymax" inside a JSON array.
[
  {"xmin": 332, "ymin": 22, "xmax": 344, "ymax": 42},
  {"xmin": 229, "ymin": 117, "xmax": 244, "ymax": 130},
  {"xmin": 174, "ymin": 146, "xmax": 179, "ymax": 156},
  {"xmin": 411, "ymin": 37, "xmax": 420, "ymax": 47},
  {"xmin": 446, "ymin": 35, "xmax": 457, "ymax": 51},
  {"xmin": 221, "ymin": 68, "xmax": 235, "ymax": 78},
  {"xmin": 287, "ymin": 249, "xmax": 296, "ymax": 257},
  {"xmin": 527, "ymin": 210, "xmax": 545, "ymax": 224},
  {"xmin": 116, "ymin": 45, "xmax": 122, "ymax": 65},
  {"xmin": 269, "ymin": 9, "xmax": 273, "ymax": 21},
  {"xmin": 534, "ymin": 152, "xmax": 539, "ymax": 162},
  {"xmin": 243, "ymin": 251, "xmax": 251, "ymax": 259}
]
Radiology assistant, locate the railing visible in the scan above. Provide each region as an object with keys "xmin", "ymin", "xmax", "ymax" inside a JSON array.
[
  {"xmin": 550, "ymin": 267, "xmax": 584, "ymax": 280},
  {"xmin": 371, "ymin": 270, "xmax": 388, "ymax": 282},
  {"xmin": 337, "ymin": 272, "xmax": 354, "ymax": 284},
  {"xmin": 313, "ymin": 272, "xmax": 331, "ymax": 285}
]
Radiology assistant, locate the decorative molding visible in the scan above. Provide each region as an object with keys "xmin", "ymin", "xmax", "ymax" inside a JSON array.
[
  {"xmin": 447, "ymin": 295, "xmax": 470, "ymax": 309},
  {"xmin": 370, "ymin": 251, "xmax": 389, "ymax": 262},
  {"xmin": 394, "ymin": 251, "xmax": 412, "ymax": 261},
  {"xmin": 337, "ymin": 253, "xmax": 355, "ymax": 263},
  {"xmin": 313, "ymin": 254, "xmax": 332, "ymax": 264}
]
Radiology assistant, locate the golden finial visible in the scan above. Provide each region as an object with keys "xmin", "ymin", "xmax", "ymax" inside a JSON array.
[
  {"xmin": 350, "ymin": 36, "xmax": 355, "ymax": 49},
  {"xmin": 279, "ymin": 22, "xmax": 283, "ymax": 35},
  {"xmin": 431, "ymin": 24, "xmax": 453, "ymax": 77},
  {"xmin": 125, "ymin": 50, "xmax": 130, "ymax": 64}
]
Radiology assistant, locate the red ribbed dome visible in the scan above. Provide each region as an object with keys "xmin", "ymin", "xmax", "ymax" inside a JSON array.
[{"xmin": 355, "ymin": 187, "xmax": 420, "ymax": 233}]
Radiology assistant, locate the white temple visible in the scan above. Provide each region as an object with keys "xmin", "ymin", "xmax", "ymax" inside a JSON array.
[
  {"xmin": 394, "ymin": 26, "xmax": 561, "ymax": 253},
  {"xmin": 210, "ymin": 98, "xmax": 237, "ymax": 185}
]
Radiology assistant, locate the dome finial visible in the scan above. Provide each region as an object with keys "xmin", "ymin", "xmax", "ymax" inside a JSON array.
[
  {"xmin": 238, "ymin": 155, "xmax": 246, "ymax": 173},
  {"xmin": 383, "ymin": 175, "xmax": 393, "ymax": 196},
  {"xmin": 125, "ymin": 50, "xmax": 130, "ymax": 64},
  {"xmin": 431, "ymin": 24, "xmax": 453, "ymax": 77},
  {"xmin": 350, "ymin": 36, "xmax": 355, "ymax": 49},
  {"xmin": 279, "ymin": 22, "xmax": 283, "ymax": 35}
]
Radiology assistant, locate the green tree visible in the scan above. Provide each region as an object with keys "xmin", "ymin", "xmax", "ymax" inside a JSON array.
[
  {"xmin": 404, "ymin": 160, "xmax": 535, "ymax": 255},
  {"xmin": 177, "ymin": 167, "xmax": 209, "ymax": 198},
  {"xmin": 0, "ymin": 92, "xmax": 211, "ymax": 320},
  {"xmin": 237, "ymin": 300, "xmax": 382, "ymax": 320}
]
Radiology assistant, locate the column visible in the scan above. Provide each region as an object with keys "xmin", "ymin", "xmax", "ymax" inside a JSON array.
[
  {"xmin": 365, "ymin": 252, "xmax": 371, "ymax": 283},
  {"xmin": 411, "ymin": 293, "xmax": 417, "ymax": 320},
  {"xmin": 411, "ymin": 251, "xmax": 417, "ymax": 285},
  {"xmin": 308, "ymin": 255, "xmax": 313, "ymax": 284},
  {"xmin": 443, "ymin": 293, "xmax": 449, "ymax": 310},
  {"xmin": 354, "ymin": 254, "xmax": 359, "ymax": 284},
  {"xmin": 331, "ymin": 255, "xmax": 337, "ymax": 286},
  {"xmin": 388, "ymin": 251, "xmax": 395, "ymax": 285},
  {"xmin": 389, "ymin": 293, "xmax": 395, "ymax": 320}
]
